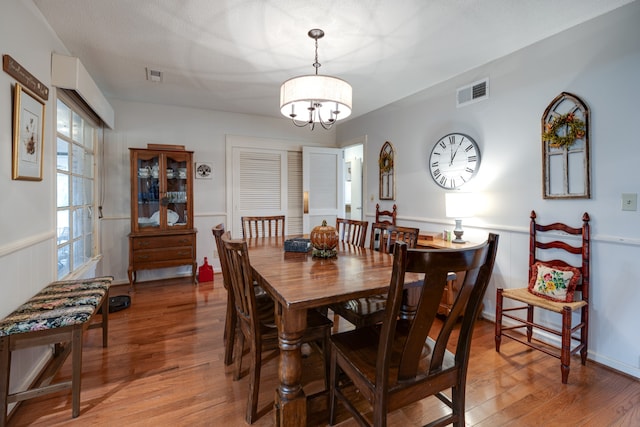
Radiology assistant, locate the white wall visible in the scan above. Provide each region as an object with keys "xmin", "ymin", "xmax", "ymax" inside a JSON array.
[
  {"xmin": 0, "ymin": 0, "xmax": 73, "ymax": 406},
  {"xmin": 100, "ymin": 99, "xmax": 335, "ymax": 283},
  {"xmin": 338, "ymin": 2, "xmax": 640, "ymax": 378}
]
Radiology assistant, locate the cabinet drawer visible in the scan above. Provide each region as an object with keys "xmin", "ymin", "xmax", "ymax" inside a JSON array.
[
  {"xmin": 132, "ymin": 234, "xmax": 194, "ymax": 250},
  {"xmin": 133, "ymin": 247, "xmax": 193, "ymax": 263}
]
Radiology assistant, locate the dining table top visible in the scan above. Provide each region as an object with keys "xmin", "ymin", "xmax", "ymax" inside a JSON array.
[{"xmin": 246, "ymin": 237, "xmax": 408, "ymax": 311}]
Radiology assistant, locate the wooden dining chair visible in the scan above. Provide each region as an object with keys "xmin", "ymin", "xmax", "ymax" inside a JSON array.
[
  {"xmin": 375, "ymin": 203, "xmax": 397, "ymax": 225},
  {"xmin": 383, "ymin": 225, "xmax": 420, "ymax": 253},
  {"xmin": 330, "ymin": 224, "xmax": 421, "ymax": 329},
  {"xmin": 212, "ymin": 224, "xmax": 237, "ymax": 366},
  {"xmin": 495, "ymin": 211, "xmax": 590, "ymax": 384},
  {"xmin": 336, "ymin": 218, "xmax": 369, "ymax": 248},
  {"xmin": 329, "ymin": 234, "xmax": 499, "ymax": 427},
  {"xmin": 213, "ymin": 224, "xmax": 271, "ymax": 366},
  {"xmin": 241, "ymin": 215, "xmax": 285, "ymax": 238},
  {"xmin": 220, "ymin": 232, "xmax": 333, "ymax": 424}
]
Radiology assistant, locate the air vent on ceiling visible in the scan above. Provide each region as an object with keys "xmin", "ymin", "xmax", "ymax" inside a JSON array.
[
  {"xmin": 146, "ymin": 67, "xmax": 163, "ymax": 83},
  {"xmin": 456, "ymin": 78, "xmax": 489, "ymax": 107}
]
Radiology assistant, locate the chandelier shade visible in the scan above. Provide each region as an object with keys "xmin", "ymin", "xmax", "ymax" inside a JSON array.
[
  {"xmin": 280, "ymin": 29, "xmax": 352, "ymax": 130},
  {"xmin": 280, "ymin": 75, "xmax": 352, "ymax": 123}
]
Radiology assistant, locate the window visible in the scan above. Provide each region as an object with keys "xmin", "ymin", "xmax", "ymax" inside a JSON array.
[{"xmin": 56, "ymin": 97, "xmax": 98, "ymax": 279}]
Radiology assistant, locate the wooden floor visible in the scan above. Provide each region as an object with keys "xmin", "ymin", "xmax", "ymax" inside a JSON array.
[{"xmin": 8, "ymin": 276, "xmax": 639, "ymax": 426}]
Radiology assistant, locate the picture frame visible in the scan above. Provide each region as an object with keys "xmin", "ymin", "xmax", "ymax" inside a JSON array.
[
  {"xmin": 195, "ymin": 162, "xmax": 213, "ymax": 179},
  {"xmin": 12, "ymin": 83, "xmax": 45, "ymax": 181}
]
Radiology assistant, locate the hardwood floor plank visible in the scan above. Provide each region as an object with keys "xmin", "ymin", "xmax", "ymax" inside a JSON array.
[{"xmin": 7, "ymin": 277, "xmax": 639, "ymax": 426}]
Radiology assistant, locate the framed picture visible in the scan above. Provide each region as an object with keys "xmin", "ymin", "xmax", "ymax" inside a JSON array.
[
  {"xmin": 12, "ymin": 83, "xmax": 45, "ymax": 181},
  {"xmin": 195, "ymin": 162, "xmax": 213, "ymax": 179}
]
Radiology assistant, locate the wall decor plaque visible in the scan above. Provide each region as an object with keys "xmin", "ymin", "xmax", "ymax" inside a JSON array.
[
  {"xmin": 541, "ymin": 92, "xmax": 590, "ymax": 199},
  {"xmin": 3, "ymin": 55, "xmax": 49, "ymax": 100}
]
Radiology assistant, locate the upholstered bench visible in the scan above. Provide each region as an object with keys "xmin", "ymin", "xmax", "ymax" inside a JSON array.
[{"xmin": 0, "ymin": 276, "xmax": 112, "ymax": 426}]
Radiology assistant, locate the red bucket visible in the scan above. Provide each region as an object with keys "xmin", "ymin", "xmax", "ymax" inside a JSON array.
[{"xmin": 198, "ymin": 257, "xmax": 214, "ymax": 283}]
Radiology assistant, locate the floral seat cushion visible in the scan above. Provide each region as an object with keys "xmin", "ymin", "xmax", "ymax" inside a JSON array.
[{"xmin": 0, "ymin": 277, "xmax": 112, "ymax": 337}]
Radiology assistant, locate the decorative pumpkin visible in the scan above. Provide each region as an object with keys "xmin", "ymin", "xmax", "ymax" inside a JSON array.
[{"xmin": 310, "ymin": 220, "xmax": 338, "ymax": 251}]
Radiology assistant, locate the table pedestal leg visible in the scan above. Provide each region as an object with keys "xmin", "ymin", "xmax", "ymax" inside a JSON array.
[{"xmin": 274, "ymin": 305, "xmax": 307, "ymax": 427}]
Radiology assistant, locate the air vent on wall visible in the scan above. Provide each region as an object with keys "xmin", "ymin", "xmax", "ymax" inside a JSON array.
[
  {"xmin": 456, "ymin": 78, "xmax": 489, "ymax": 107},
  {"xmin": 146, "ymin": 67, "xmax": 163, "ymax": 83}
]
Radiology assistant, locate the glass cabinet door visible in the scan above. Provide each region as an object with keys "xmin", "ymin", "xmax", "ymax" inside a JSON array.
[
  {"xmin": 163, "ymin": 152, "xmax": 191, "ymax": 228},
  {"xmin": 135, "ymin": 152, "xmax": 161, "ymax": 230}
]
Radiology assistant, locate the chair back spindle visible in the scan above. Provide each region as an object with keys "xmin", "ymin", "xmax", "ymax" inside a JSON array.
[
  {"xmin": 336, "ymin": 218, "xmax": 368, "ymax": 248},
  {"xmin": 241, "ymin": 215, "xmax": 285, "ymax": 239}
]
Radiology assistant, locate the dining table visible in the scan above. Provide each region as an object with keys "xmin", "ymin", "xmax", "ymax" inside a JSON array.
[{"xmin": 246, "ymin": 237, "xmax": 409, "ymax": 426}]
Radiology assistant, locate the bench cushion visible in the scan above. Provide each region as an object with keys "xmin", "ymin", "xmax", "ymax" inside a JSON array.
[{"xmin": 0, "ymin": 277, "xmax": 112, "ymax": 337}]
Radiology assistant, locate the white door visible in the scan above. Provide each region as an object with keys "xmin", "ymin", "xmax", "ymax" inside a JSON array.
[
  {"xmin": 231, "ymin": 147, "xmax": 287, "ymax": 237},
  {"xmin": 349, "ymin": 158, "xmax": 363, "ymax": 220},
  {"xmin": 302, "ymin": 146, "xmax": 344, "ymax": 233}
]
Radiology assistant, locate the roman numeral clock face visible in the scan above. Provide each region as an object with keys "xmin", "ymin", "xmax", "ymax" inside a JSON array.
[{"xmin": 429, "ymin": 133, "xmax": 481, "ymax": 189}]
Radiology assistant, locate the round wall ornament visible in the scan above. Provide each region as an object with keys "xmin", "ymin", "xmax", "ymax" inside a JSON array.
[
  {"xmin": 428, "ymin": 133, "xmax": 480, "ymax": 189},
  {"xmin": 542, "ymin": 112, "xmax": 586, "ymax": 148},
  {"xmin": 379, "ymin": 151, "xmax": 394, "ymax": 172}
]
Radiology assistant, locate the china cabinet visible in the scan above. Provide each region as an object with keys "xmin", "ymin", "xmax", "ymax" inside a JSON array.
[{"xmin": 128, "ymin": 145, "xmax": 197, "ymax": 287}]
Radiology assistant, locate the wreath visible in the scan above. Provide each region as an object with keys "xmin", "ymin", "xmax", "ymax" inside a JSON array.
[
  {"xmin": 379, "ymin": 152, "xmax": 394, "ymax": 172},
  {"xmin": 542, "ymin": 112, "xmax": 586, "ymax": 148}
]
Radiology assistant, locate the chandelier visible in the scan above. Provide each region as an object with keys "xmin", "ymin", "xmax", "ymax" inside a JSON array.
[{"xmin": 280, "ymin": 29, "xmax": 352, "ymax": 130}]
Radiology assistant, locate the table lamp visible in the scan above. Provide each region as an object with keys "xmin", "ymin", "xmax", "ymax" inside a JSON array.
[{"xmin": 445, "ymin": 192, "xmax": 475, "ymax": 243}]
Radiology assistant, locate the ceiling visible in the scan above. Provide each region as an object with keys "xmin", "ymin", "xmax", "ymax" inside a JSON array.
[{"xmin": 33, "ymin": 0, "xmax": 635, "ymax": 122}]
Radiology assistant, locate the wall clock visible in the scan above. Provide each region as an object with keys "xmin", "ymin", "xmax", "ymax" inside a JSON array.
[{"xmin": 429, "ymin": 133, "xmax": 480, "ymax": 189}]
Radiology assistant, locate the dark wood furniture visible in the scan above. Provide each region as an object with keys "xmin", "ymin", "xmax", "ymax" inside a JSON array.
[
  {"xmin": 336, "ymin": 218, "xmax": 368, "ymax": 248},
  {"xmin": 212, "ymin": 224, "xmax": 237, "ymax": 366},
  {"xmin": 417, "ymin": 235, "xmax": 480, "ymax": 317},
  {"xmin": 332, "ymin": 224, "xmax": 421, "ymax": 328},
  {"xmin": 329, "ymin": 234, "xmax": 499, "ymax": 427},
  {"xmin": 0, "ymin": 277, "xmax": 111, "ymax": 426},
  {"xmin": 212, "ymin": 224, "xmax": 273, "ymax": 367},
  {"xmin": 247, "ymin": 238, "xmax": 416, "ymax": 426},
  {"xmin": 382, "ymin": 225, "xmax": 420, "ymax": 253},
  {"xmin": 375, "ymin": 203, "xmax": 396, "ymax": 225},
  {"xmin": 495, "ymin": 211, "xmax": 590, "ymax": 384},
  {"xmin": 221, "ymin": 233, "xmax": 332, "ymax": 424},
  {"xmin": 128, "ymin": 145, "xmax": 197, "ymax": 287},
  {"xmin": 241, "ymin": 215, "xmax": 285, "ymax": 239}
]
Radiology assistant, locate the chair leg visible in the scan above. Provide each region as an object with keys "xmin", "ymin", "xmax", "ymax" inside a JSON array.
[
  {"xmin": 580, "ymin": 305, "xmax": 588, "ymax": 365},
  {"xmin": 246, "ymin": 340, "xmax": 261, "ymax": 424},
  {"xmin": 526, "ymin": 305, "xmax": 534, "ymax": 342},
  {"xmin": 561, "ymin": 307, "xmax": 572, "ymax": 384},
  {"xmin": 495, "ymin": 288, "xmax": 503, "ymax": 352},
  {"xmin": 322, "ymin": 329, "xmax": 331, "ymax": 392},
  {"xmin": 224, "ymin": 292, "xmax": 236, "ymax": 366},
  {"xmin": 328, "ymin": 348, "xmax": 338, "ymax": 426},
  {"xmin": 233, "ymin": 330, "xmax": 244, "ymax": 381},
  {"xmin": 452, "ymin": 384, "xmax": 465, "ymax": 427}
]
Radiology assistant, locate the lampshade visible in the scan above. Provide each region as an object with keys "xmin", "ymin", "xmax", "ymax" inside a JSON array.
[
  {"xmin": 445, "ymin": 192, "xmax": 475, "ymax": 218},
  {"xmin": 280, "ymin": 74, "xmax": 352, "ymax": 122},
  {"xmin": 280, "ymin": 29, "xmax": 352, "ymax": 130}
]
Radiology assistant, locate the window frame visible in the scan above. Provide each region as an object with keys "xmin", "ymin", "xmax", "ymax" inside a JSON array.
[{"xmin": 55, "ymin": 91, "xmax": 102, "ymax": 279}]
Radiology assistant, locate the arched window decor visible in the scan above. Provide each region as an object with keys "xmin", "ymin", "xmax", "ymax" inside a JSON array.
[
  {"xmin": 542, "ymin": 92, "xmax": 590, "ymax": 199},
  {"xmin": 379, "ymin": 141, "xmax": 395, "ymax": 200}
]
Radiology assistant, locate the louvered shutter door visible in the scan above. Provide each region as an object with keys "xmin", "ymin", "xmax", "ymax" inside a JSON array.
[{"xmin": 287, "ymin": 151, "xmax": 303, "ymax": 235}]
